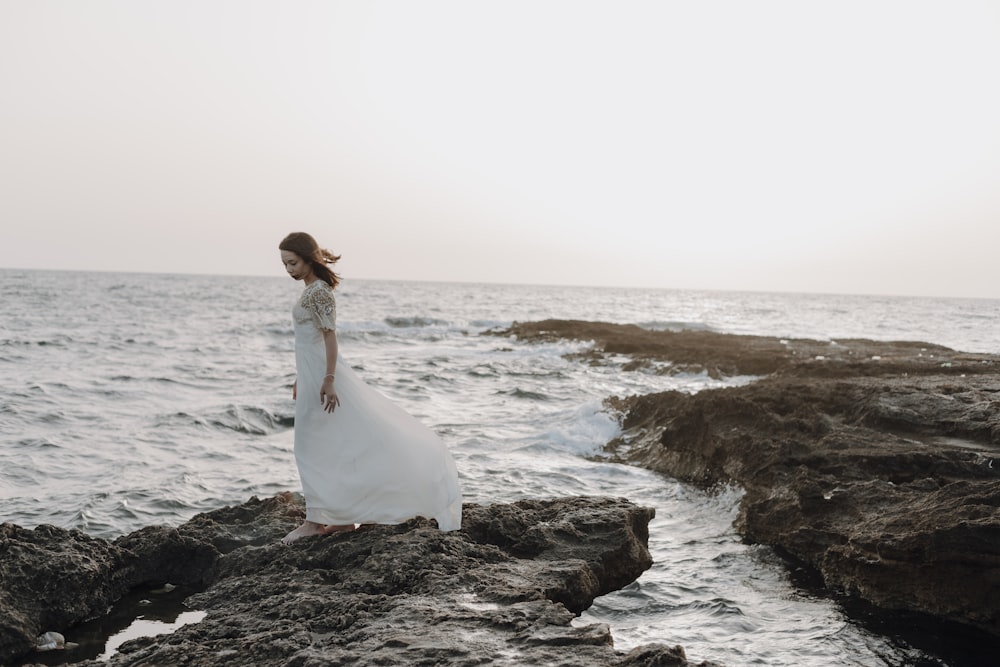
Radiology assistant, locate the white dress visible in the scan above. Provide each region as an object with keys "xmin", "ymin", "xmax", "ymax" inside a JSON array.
[{"xmin": 292, "ymin": 280, "xmax": 462, "ymax": 531}]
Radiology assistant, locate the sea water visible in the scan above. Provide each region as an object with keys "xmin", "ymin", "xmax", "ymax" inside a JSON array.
[{"xmin": 2, "ymin": 268, "xmax": 998, "ymax": 666}]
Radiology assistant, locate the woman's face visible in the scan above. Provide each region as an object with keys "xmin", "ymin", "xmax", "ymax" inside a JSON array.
[{"xmin": 281, "ymin": 250, "xmax": 315, "ymax": 282}]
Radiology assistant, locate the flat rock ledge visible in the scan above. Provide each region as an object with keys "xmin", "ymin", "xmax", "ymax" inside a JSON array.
[
  {"xmin": 1, "ymin": 494, "xmax": 717, "ymax": 666},
  {"xmin": 500, "ymin": 320, "xmax": 1000, "ymax": 640}
]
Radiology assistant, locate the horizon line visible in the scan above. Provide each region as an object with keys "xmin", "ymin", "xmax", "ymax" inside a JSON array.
[{"xmin": 1, "ymin": 264, "xmax": 996, "ymax": 302}]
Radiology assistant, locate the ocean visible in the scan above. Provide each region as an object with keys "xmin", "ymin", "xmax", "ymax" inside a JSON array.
[{"xmin": 2, "ymin": 268, "xmax": 998, "ymax": 666}]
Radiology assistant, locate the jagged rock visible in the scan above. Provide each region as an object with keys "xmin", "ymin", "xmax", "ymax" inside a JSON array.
[
  {"xmin": 501, "ymin": 320, "xmax": 1000, "ymax": 639},
  {"xmin": 0, "ymin": 523, "xmax": 133, "ymax": 661},
  {"xmin": 1, "ymin": 494, "xmax": 705, "ymax": 666},
  {"xmin": 607, "ymin": 374, "xmax": 1000, "ymax": 639},
  {"xmin": 616, "ymin": 643, "xmax": 720, "ymax": 666}
]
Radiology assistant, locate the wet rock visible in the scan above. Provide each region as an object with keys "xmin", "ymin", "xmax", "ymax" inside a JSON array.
[
  {"xmin": 0, "ymin": 523, "xmax": 133, "ymax": 661},
  {"xmin": 506, "ymin": 321, "xmax": 1000, "ymax": 638},
  {"xmin": 497, "ymin": 319, "xmax": 996, "ymax": 379},
  {"xmin": 611, "ymin": 370, "xmax": 1000, "ymax": 603},
  {"xmin": 616, "ymin": 643, "xmax": 717, "ymax": 666},
  {"xmin": 1, "ymin": 494, "xmax": 709, "ymax": 666}
]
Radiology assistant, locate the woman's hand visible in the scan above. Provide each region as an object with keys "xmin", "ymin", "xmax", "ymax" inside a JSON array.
[
  {"xmin": 320, "ymin": 376, "xmax": 339, "ymax": 413},
  {"xmin": 319, "ymin": 330, "xmax": 340, "ymax": 413}
]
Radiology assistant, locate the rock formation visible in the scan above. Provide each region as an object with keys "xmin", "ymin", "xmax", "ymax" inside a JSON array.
[
  {"xmin": 1, "ymin": 493, "xmax": 718, "ymax": 666},
  {"xmin": 501, "ymin": 320, "xmax": 1000, "ymax": 640}
]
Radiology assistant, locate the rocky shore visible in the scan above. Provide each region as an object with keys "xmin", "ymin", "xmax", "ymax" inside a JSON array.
[
  {"xmin": 501, "ymin": 320, "xmax": 1000, "ymax": 642},
  {"xmin": 1, "ymin": 493, "xmax": 718, "ymax": 666}
]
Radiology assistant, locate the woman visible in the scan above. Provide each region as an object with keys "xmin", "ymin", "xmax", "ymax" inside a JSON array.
[{"xmin": 278, "ymin": 232, "xmax": 462, "ymax": 544}]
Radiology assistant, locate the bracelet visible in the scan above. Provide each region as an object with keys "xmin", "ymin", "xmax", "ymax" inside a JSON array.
[{"xmin": 324, "ymin": 373, "xmax": 336, "ymax": 379}]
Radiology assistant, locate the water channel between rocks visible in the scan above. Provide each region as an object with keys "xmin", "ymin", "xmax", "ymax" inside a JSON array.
[{"xmin": 20, "ymin": 585, "xmax": 205, "ymax": 666}]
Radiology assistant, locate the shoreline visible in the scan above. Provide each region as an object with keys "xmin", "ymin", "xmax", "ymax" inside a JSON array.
[
  {"xmin": 4, "ymin": 315, "xmax": 998, "ymax": 665},
  {"xmin": 2, "ymin": 493, "xmax": 720, "ymax": 666},
  {"xmin": 498, "ymin": 320, "xmax": 1000, "ymax": 646}
]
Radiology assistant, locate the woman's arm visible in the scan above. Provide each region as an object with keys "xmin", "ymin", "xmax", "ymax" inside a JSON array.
[{"xmin": 320, "ymin": 328, "xmax": 340, "ymax": 413}]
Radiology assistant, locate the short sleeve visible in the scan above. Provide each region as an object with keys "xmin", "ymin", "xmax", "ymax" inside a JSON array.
[{"xmin": 302, "ymin": 284, "xmax": 337, "ymax": 331}]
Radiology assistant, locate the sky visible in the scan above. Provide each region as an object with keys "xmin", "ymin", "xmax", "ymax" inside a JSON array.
[{"xmin": 1, "ymin": 1, "xmax": 999, "ymax": 298}]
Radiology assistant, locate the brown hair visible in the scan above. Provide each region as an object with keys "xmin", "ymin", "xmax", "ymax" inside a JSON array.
[{"xmin": 279, "ymin": 232, "xmax": 342, "ymax": 289}]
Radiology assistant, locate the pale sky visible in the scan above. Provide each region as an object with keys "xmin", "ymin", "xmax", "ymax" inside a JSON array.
[{"xmin": 1, "ymin": 1, "xmax": 999, "ymax": 298}]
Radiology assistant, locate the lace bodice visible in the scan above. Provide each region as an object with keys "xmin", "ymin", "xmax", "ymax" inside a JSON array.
[{"xmin": 294, "ymin": 280, "xmax": 337, "ymax": 331}]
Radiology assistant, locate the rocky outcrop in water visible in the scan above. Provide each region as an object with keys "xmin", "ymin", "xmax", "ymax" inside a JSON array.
[
  {"xmin": 2, "ymin": 493, "xmax": 718, "ymax": 666},
  {"xmin": 501, "ymin": 320, "xmax": 1000, "ymax": 640}
]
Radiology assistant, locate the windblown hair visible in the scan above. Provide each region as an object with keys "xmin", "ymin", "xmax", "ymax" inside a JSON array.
[{"xmin": 279, "ymin": 232, "xmax": 342, "ymax": 289}]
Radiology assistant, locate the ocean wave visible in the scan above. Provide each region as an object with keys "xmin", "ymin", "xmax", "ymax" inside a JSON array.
[
  {"xmin": 163, "ymin": 406, "xmax": 292, "ymax": 435},
  {"xmin": 464, "ymin": 361, "xmax": 569, "ymax": 380},
  {"xmin": 32, "ymin": 338, "xmax": 71, "ymax": 347},
  {"xmin": 465, "ymin": 364, "xmax": 500, "ymax": 378},
  {"xmin": 416, "ymin": 373, "xmax": 456, "ymax": 386},
  {"xmin": 1, "ymin": 339, "xmax": 35, "ymax": 347},
  {"xmin": 469, "ymin": 319, "xmax": 512, "ymax": 329},
  {"xmin": 384, "ymin": 316, "xmax": 450, "ymax": 328},
  {"xmin": 680, "ymin": 598, "xmax": 751, "ymax": 619},
  {"xmin": 496, "ymin": 387, "xmax": 551, "ymax": 401},
  {"xmin": 0, "ymin": 459, "xmax": 42, "ymax": 488},
  {"xmin": 0, "ymin": 352, "xmax": 28, "ymax": 365},
  {"xmin": 338, "ymin": 329, "xmax": 389, "ymax": 340},
  {"xmin": 15, "ymin": 437, "xmax": 64, "ymax": 449},
  {"xmin": 207, "ymin": 406, "xmax": 289, "ymax": 435}
]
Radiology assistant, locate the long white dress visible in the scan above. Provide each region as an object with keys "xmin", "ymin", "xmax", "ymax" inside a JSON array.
[{"xmin": 292, "ymin": 280, "xmax": 463, "ymax": 531}]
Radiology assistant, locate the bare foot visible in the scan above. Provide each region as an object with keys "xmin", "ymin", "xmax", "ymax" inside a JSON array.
[
  {"xmin": 281, "ymin": 521, "xmax": 326, "ymax": 545},
  {"xmin": 322, "ymin": 523, "xmax": 356, "ymax": 535}
]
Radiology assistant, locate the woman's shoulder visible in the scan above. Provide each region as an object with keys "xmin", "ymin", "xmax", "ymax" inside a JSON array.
[
  {"xmin": 301, "ymin": 280, "xmax": 335, "ymax": 303},
  {"xmin": 300, "ymin": 280, "xmax": 337, "ymax": 327},
  {"xmin": 302, "ymin": 279, "xmax": 334, "ymax": 294}
]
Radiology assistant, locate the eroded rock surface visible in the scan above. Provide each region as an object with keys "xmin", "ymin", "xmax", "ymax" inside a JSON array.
[
  {"xmin": 2, "ymin": 494, "xmax": 717, "ymax": 666},
  {"xmin": 0, "ymin": 524, "xmax": 133, "ymax": 660},
  {"xmin": 501, "ymin": 320, "xmax": 1000, "ymax": 638},
  {"xmin": 499, "ymin": 319, "xmax": 996, "ymax": 380}
]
